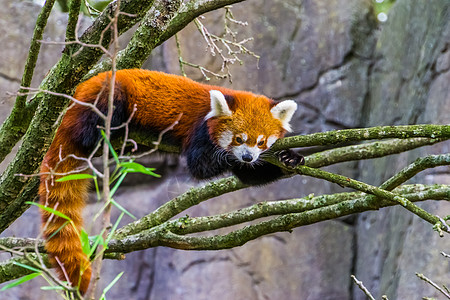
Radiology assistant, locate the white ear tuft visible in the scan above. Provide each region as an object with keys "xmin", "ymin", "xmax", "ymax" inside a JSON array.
[
  {"xmin": 205, "ymin": 90, "xmax": 232, "ymax": 120},
  {"xmin": 270, "ymin": 100, "xmax": 297, "ymax": 132}
]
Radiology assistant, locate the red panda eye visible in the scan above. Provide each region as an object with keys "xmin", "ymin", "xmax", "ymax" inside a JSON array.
[
  {"xmin": 236, "ymin": 137, "xmax": 243, "ymax": 144},
  {"xmin": 257, "ymin": 140, "xmax": 265, "ymax": 147}
]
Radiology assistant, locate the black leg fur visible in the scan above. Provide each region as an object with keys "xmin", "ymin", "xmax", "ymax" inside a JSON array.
[
  {"xmin": 185, "ymin": 121, "xmax": 231, "ymax": 179},
  {"xmin": 232, "ymin": 149, "xmax": 304, "ymax": 185},
  {"xmin": 231, "ymin": 162, "xmax": 285, "ymax": 185}
]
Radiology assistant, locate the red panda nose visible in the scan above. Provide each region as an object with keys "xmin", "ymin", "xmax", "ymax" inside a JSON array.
[{"xmin": 242, "ymin": 153, "xmax": 253, "ymax": 162}]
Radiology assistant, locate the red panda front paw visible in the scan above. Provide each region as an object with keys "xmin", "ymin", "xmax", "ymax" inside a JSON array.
[{"xmin": 278, "ymin": 150, "xmax": 305, "ymax": 168}]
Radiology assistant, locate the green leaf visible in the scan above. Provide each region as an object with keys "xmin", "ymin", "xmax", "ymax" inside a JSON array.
[
  {"xmin": 93, "ymin": 176, "xmax": 101, "ymax": 200},
  {"xmin": 99, "ymin": 272, "xmax": 124, "ymax": 300},
  {"xmin": 89, "ymin": 232, "xmax": 105, "ymax": 258},
  {"xmin": 47, "ymin": 221, "xmax": 71, "ymax": 240},
  {"xmin": 110, "ymin": 198, "xmax": 136, "ymax": 220},
  {"xmin": 101, "ymin": 130, "xmax": 119, "ymax": 165},
  {"xmin": 0, "ymin": 272, "xmax": 41, "ymax": 291},
  {"xmin": 12, "ymin": 262, "xmax": 41, "ymax": 273},
  {"xmin": 120, "ymin": 162, "xmax": 160, "ymax": 177},
  {"xmin": 27, "ymin": 202, "xmax": 72, "ymax": 222},
  {"xmin": 105, "ymin": 213, "xmax": 124, "ymax": 245},
  {"xmin": 56, "ymin": 174, "xmax": 95, "ymax": 182},
  {"xmin": 110, "ymin": 172, "xmax": 127, "ymax": 198},
  {"xmin": 80, "ymin": 229, "xmax": 91, "ymax": 256}
]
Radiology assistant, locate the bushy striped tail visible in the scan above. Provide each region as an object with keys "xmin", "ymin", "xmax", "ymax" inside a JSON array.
[
  {"xmin": 38, "ymin": 70, "xmax": 128, "ymax": 294},
  {"xmin": 39, "ymin": 144, "xmax": 92, "ymax": 294}
]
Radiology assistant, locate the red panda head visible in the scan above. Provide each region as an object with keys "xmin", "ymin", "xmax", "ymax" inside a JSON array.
[{"xmin": 205, "ymin": 90, "xmax": 297, "ymax": 163}]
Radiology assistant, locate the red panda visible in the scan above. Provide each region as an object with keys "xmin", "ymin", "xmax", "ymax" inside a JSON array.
[{"xmin": 39, "ymin": 69, "xmax": 303, "ymax": 294}]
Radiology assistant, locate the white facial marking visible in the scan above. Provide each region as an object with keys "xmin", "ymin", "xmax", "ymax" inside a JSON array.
[
  {"xmin": 232, "ymin": 144, "xmax": 262, "ymax": 163},
  {"xmin": 241, "ymin": 133, "xmax": 248, "ymax": 142},
  {"xmin": 266, "ymin": 135, "xmax": 278, "ymax": 148},
  {"xmin": 218, "ymin": 130, "xmax": 233, "ymax": 148},
  {"xmin": 205, "ymin": 90, "xmax": 232, "ymax": 120},
  {"xmin": 270, "ymin": 100, "xmax": 298, "ymax": 132},
  {"xmin": 256, "ymin": 135, "xmax": 264, "ymax": 143}
]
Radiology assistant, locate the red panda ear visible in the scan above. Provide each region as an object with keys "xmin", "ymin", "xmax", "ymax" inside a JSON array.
[
  {"xmin": 205, "ymin": 90, "xmax": 233, "ymax": 120},
  {"xmin": 270, "ymin": 100, "xmax": 297, "ymax": 132}
]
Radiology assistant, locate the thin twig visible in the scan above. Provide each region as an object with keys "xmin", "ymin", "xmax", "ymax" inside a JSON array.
[
  {"xmin": 121, "ymin": 113, "xmax": 183, "ymax": 160},
  {"xmin": 15, "ymin": 88, "xmax": 107, "ymax": 121},
  {"xmin": 416, "ymin": 273, "xmax": 450, "ymax": 299},
  {"xmin": 175, "ymin": 6, "xmax": 258, "ymax": 82},
  {"xmin": 351, "ymin": 275, "xmax": 376, "ymax": 300}
]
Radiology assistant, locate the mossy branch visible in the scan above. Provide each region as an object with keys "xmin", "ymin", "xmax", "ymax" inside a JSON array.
[
  {"xmin": 100, "ymin": 184, "xmax": 450, "ymax": 252},
  {"xmin": 0, "ymin": 254, "xmax": 50, "ymax": 284},
  {"xmin": 0, "ymin": 0, "xmax": 56, "ymax": 163},
  {"xmin": 1, "ymin": 184, "xmax": 448, "ymax": 284},
  {"xmin": 296, "ymin": 166, "xmax": 447, "ymax": 234},
  {"xmin": 114, "ymin": 176, "xmax": 247, "ymax": 239},
  {"xmin": 272, "ymin": 124, "xmax": 450, "ymax": 149},
  {"xmin": 306, "ymin": 138, "xmax": 443, "ymax": 168}
]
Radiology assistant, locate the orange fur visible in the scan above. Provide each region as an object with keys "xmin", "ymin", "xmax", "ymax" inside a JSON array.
[
  {"xmin": 39, "ymin": 69, "xmax": 291, "ymax": 293},
  {"xmin": 40, "ymin": 142, "xmax": 91, "ymax": 293}
]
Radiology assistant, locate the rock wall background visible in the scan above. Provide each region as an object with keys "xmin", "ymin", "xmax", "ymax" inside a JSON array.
[{"xmin": 0, "ymin": 0, "xmax": 449, "ymax": 299}]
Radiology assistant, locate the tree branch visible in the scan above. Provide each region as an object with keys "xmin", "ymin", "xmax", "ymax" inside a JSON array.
[
  {"xmin": 272, "ymin": 124, "xmax": 450, "ymax": 149},
  {"xmin": 296, "ymin": 165, "xmax": 448, "ymax": 234},
  {"xmin": 105, "ymin": 184, "xmax": 450, "ymax": 253},
  {"xmin": 1, "ymin": 184, "xmax": 448, "ymax": 284},
  {"xmin": 306, "ymin": 138, "xmax": 443, "ymax": 168},
  {"xmin": 113, "ymin": 176, "xmax": 247, "ymax": 239},
  {"xmin": 0, "ymin": 0, "xmax": 56, "ymax": 163}
]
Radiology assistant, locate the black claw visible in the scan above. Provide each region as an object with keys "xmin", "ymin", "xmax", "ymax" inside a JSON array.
[{"xmin": 277, "ymin": 150, "xmax": 304, "ymax": 167}]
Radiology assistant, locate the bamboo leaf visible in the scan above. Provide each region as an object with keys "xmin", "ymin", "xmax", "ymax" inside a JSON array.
[
  {"xmin": 120, "ymin": 162, "xmax": 160, "ymax": 177},
  {"xmin": 80, "ymin": 229, "xmax": 91, "ymax": 256},
  {"xmin": 12, "ymin": 262, "xmax": 41, "ymax": 273},
  {"xmin": 56, "ymin": 174, "xmax": 95, "ymax": 182},
  {"xmin": 101, "ymin": 130, "xmax": 119, "ymax": 165},
  {"xmin": 0, "ymin": 272, "xmax": 41, "ymax": 291},
  {"xmin": 27, "ymin": 202, "xmax": 72, "ymax": 222},
  {"xmin": 110, "ymin": 198, "xmax": 136, "ymax": 220},
  {"xmin": 99, "ymin": 272, "xmax": 124, "ymax": 300}
]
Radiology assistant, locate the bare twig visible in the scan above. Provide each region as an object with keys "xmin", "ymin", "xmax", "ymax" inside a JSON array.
[
  {"xmin": 416, "ymin": 273, "xmax": 450, "ymax": 299},
  {"xmin": 175, "ymin": 6, "xmax": 258, "ymax": 82},
  {"xmin": 351, "ymin": 275, "xmax": 376, "ymax": 300},
  {"xmin": 111, "ymin": 104, "xmax": 138, "ymax": 156},
  {"xmin": 0, "ymin": 244, "xmax": 82, "ymax": 299},
  {"xmin": 15, "ymin": 88, "xmax": 107, "ymax": 121},
  {"xmin": 121, "ymin": 113, "xmax": 182, "ymax": 160}
]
